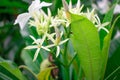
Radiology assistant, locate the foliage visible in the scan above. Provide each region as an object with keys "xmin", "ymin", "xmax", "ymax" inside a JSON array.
[{"xmin": 0, "ymin": 0, "xmax": 120, "ymax": 80}]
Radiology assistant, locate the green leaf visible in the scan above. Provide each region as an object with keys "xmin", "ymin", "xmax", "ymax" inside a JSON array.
[
  {"xmin": 70, "ymin": 14, "xmax": 101, "ymax": 80},
  {"xmin": 37, "ymin": 67, "xmax": 54, "ymax": 80},
  {"xmin": 105, "ymin": 37, "xmax": 120, "ymax": 80},
  {"xmin": 0, "ymin": 58, "xmax": 26, "ymax": 80},
  {"xmin": 100, "ymin": 3, "xmax": 116, "ymax": 49},
  {"xmin": 19, "ymin": 65, "xmax": 37, "ymax": 80},
  {"xmin": 101, "ymin": 16, "xmax": 120, "ymax": 79},
  {"xmin": 0, "ymin": 0, "xmax": 28, "ymax": 9},
  {"xmin": 21, "ymin": 49, "xmax": 41, "ymax": 74}
]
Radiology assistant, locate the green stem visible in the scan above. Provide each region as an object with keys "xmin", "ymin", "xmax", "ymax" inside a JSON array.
[
  {"xmin": 63, "ymin": 27, "xmax": 71, "ymax": 80},
  {"xmin": 68, "ymin": 52, "xmax": 77, "ymax": 67},
  {"xmin": 50, "ymin": 48, "xmax": 66, "ymax": 67}
]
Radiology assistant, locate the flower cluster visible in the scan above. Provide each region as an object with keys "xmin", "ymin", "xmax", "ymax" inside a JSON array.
[
  {"xmin": 15, "ymin": 0, "xmax": 68, "ymax": 61},
  {"xmin": 59, "ymin": 0, "xmax": 109, "ymax": 32},
  {"xmin": 14, "ymin": 0, "xmax": 109, "ymax": 61}
]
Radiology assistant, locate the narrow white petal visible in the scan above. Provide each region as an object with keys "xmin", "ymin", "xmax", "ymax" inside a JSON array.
[
  {"xmin": 41, "ymin": 34, "xmax": 47, "ymax": 44},
  {"xmin": 46, "ymin": 44, "xmax": 55, "ymax": 48},
  {"xmin": 32, "ymin": 39, "xmax": 42, "ymax": 44},
  {"xmin": 29, "ymin": 35, "xmax": 41, "ymax": 45},
  {"xmin": 76, "ymin": 0, "xmax": 80, "ymax": 9},
  {"xmin": 95, "ymin": 15, "xmax": 101, "ymax": 24},
  {"xmin": 69, "ymin": 0, "xmax": 72, "ymax": 10},
  {"xmin": 14, "ymin": 13, "xmax": 31, "ymax": 30},
  {"xmin": 101, "ymin": 22, "xmax": 109, "ymax": 27},
  {"xmin": 24, "ymin": 45, "xmax": 38, "ymax": 49},
  {"xmin": 101, "ymin": 27, "xmax": 109, "ymax": 33},
  {"xmin": 41, "ymin": 46, "xmax": 50, "ymax": 51},
  {"xmin": 87, "ymin": 8, "xmax": 90, "ymax": 13},
  {"xmin": 98, "ymin": 27, "xmax": 109, "ymax": 33},
  {"xmin": 56, "ymin": 46, "xmax": 60, "ymax": 57},
  {"xmin": 60, "ymin": 31, "xmax": 64, "ymax": 38},
  {"xmin": 46, "ymin": 33, "xmax": 55, "ymax": 43},
  {"xmin": 40, "ymin": 10, "xmax": 47, "ymax": 18},
  {"xmin": 59, "ymin": 39, "xmax": 69, "ymax": 45},
  {"xmin": 47, "ymin": 8, "xmax": 51, "ymax": 17},
  {"xmin": 30, "ymin": 35, "xmax": 36, "ymax": 41},
  {"xmin": 79, "ymin": 4, "xmax": 84, "ymax": 12},
  {"xmin": 33, "ymin": 48, "xmax": 40, "ymax": 61},
  {"xmin": 51, "ymin": 33, "xmax": 56, "ymax": 37}
]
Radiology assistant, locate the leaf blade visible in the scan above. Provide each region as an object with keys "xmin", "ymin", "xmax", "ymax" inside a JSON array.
[{"xmin": 70, "ymin": 14, "xmax": 101, "ymax": 80}]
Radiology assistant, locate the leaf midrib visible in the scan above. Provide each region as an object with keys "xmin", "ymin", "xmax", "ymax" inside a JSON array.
[{"xmin": 80, "ymin": 25, "xmax": 94, "ymax": 80}]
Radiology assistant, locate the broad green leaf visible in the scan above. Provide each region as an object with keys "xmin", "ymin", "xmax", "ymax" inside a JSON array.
[
  {"xmin": 101, "ymin": 16, "xmax": 120, "ymax": 79},
  {"xmin": 37, "ymin": 67, "xmax": 54, "ymax": 80},
  {"xmin": 70, "ymin": 14, "xmax": 101, "ymax": 80},
  {"xmin": 0, "ymin": 60, "xmax": 26, "ymax": 80}
]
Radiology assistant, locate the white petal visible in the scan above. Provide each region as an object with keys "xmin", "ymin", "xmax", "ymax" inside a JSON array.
[
  {"xmin": 41, "ymin": 46, "xmax": 50, "ymax": 51},
  {"xmin": 14, "ymin": 13, "xmax": 31, "ymax": 30},
  {"xmin": 46, "ymin": 33, "xmax": 55, "ymax": 43},
  {"xmin": 56, "ymin": 46, "xmax": 60, "ymax": 57},
  {"xmin": 95, "ymin": 15, "xmax": 101, "ymax": 24},
  {"xmin": 59, "ymin": 39, "xmax": 69, "ymax": 45},
  {"xmin": 29, "ymin": 35, "xmax": 41, "ymax": 45},
  {"xmin": 47, "ymin": 8, "xmax": 51, "ymax": 17},
  {"xmin": 51, "ymin": 33, "xmax": 56, "ymax": 37},
  {"xmin": 32, "ymin": 39, "xmax": 42, "ymax": 44},
  {"xmin": 33, "ymin": 48, "xmax": 41, "ymax": 61},
  {"xmin": 60, "ymin": 31, "xmax": 63, "ymax": 38},
  {"xmin": 24, "ymin": 45, "xmax": 38, "ymax": 49},
  {"xmin": 28, "ymin": 0, "xmax": 40, "ymax": 13},
  {"xmin": 101, "ymin": 22, "xmax": 109, "ymax": 27},
  {"xmin": 46, "ymin": 44, "xmax": 55, "ymax": 48},
  {"xmin": 35, "ymin": 0, "xmax": 40, "ymax": 3},
  {"xmin": 98, "ymin": 27, "xmax": 109, "ymax": 33},
  {"xmin": 76, "ymin": 0, "xmax": 80, "ymax": 9},
  {"xmin": 41, "ymin": 34, "xmax": 47, "ymax": 44},
  {"xmin": 30, "ymin": 35, "xmax": 36, "ymax": 41},
  {"xmin": 40, "ymin": 2, "xmax": 52, "ymax": 8},
  {"xmin": 69, "ymin": 0, "xmax": 72, "ymax": 10}
]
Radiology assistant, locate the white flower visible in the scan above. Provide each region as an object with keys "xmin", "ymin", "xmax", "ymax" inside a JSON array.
[
  {"xmin": 29, "ymin": 8, "xmax": 52, "ymax": 35},
  {"xmin": 50, "ymin": 17, "xmax": 67, "ymax": 27},
  {"xmin": 95, "ymin": 15, "xmax": 109, "ymax": 33},
  {"xmin": 24, "ymin": 35, "xmax": 50, "ymax": 61},
  {"xmin": 61, "ymin": 0, "xmax": 109, "ymax": 33},
  {"xmin": 59, "ymin": 0, "xmax": 84, "ymax": 27},
  {"xmin": 46, "ymin": 32, "xmax": 69, "ymax": 57},
  {"xmin": 97, "ymin": 22, "xmax": 109, "ymax": 33},
  {"xmin": 83, "ymin": 9, "xmax": 97, "ymax": 24},
  {"xmin": 57, "ymin": 9, "xmax": 70, "ymax": 27},
  {"xmin": 69, "ymin": 0, "xmax": 84, "ymax": 15},
  {"xmin": 14, "ymin": 0, "xmax": 52, "ymax": 30}
]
